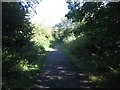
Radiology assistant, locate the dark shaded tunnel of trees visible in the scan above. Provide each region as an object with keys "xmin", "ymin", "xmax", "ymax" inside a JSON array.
[{"xmin": 2, "ymin": 0, "xmax": 120, "ymax": 89}]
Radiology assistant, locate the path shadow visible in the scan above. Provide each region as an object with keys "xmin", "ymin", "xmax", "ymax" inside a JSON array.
[{"xmin": 31, "ymin": 44, "xmax": 94, "ymax": 88}]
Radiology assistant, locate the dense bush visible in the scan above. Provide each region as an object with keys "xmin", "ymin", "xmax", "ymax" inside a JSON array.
[
  {"xmin": 64, "ymin": 1, "xmax": 120, "ymax": 74},
  {"xmin": 2, "ymin": 2, "xmax": 54, "ymax": 88}
]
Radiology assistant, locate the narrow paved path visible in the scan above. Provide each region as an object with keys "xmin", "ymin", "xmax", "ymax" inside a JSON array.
[{"xmin": 33, "ymin": 43, "xmax": 93, "ymax": 88}]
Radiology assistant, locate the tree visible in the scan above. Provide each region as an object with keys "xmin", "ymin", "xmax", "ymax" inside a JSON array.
[
  {"xmin": 2, "ymin": 2, "xmax": 38, "ymax": 88},
  {"xmin": 65, "ymin": 1, "xmax": 120, "ymax": 73}
]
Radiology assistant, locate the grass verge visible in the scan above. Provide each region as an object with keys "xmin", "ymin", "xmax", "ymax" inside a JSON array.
[
  {"xmin": 61, "ymin": 44, "xmax": 119, "ymax": 88},
  {"xmin": 3, "ymin": 52, "xmax": 49, "ymax": 89}
]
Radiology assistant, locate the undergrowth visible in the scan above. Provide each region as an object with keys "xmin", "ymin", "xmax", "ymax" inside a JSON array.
[{"xmin": 62, "ymin": 33, "xmax": 120, "ymax": 88}]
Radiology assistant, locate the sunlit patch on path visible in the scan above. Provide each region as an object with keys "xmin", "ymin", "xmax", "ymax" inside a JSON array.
[
  {"xmin": 45, "ymin": 47, "xmax": 58, "ymax": 52},
  {"xmin": 32, "ymin": 43, "xmax": 93, "ymax": 88}
]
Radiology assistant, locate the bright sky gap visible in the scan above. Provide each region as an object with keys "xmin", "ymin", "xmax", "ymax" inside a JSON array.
[{"xmin": 30, "ymin": 0, "xmax": 69, "ymax": 27}]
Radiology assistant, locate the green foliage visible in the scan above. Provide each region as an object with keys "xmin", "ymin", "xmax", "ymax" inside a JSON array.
[
  {"xmin": 53, "ymin": 18, "xmax": 74, "ymax": 42},
  {"xmin": 31, "ymin": 25, "xmax": 54, "ymax": 50},
  {"xmin": 2, "ymin": 2, "xmax": 54, "ymax": 89},
  {"xmin": 63, "ymin": 33, "xmax": 76, "ymax": 44},
  {"xmin": 61, "ymin": 1, "xmax": 120, "ymax": 87}
]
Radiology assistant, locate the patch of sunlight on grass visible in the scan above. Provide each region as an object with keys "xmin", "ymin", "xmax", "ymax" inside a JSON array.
[
  {"xmin": 28, "ymin": 64, "xmax": 39, "ymax": 71},
  {"xmin": 89, "ymin": 75, "xmax": 103, "ymax": 82},
  {"xmin": 23, "ymin": 65, "xmax": 28, "ymax": 71},
  {"xmin": 16, "ymin": 59, "xmax": 39, "ymax": 72},
  {"xmin": 22, "ymin": 64, "xmax": 39, "ymax": 71}
]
